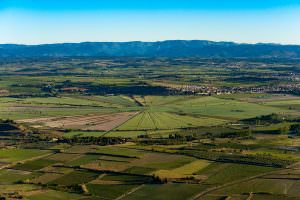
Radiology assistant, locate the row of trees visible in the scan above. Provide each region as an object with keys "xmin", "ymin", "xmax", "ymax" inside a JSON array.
[
  {"xmin": 58, "ymin": 136, "xmax": 127, "ymax": 145},
  {"xmin": 181, "ymin": 149, "xmax": 293, "ymax": 168}
]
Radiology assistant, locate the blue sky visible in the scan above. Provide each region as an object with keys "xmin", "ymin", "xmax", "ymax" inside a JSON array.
[{"xmin": 1, "ymin": 0, "xmax": 300, "ymax": 44}]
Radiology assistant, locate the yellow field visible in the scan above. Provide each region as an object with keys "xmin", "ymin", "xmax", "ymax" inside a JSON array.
[{"xmin": 153, "ymin": 160, "xmax": 211, "ymax": 179}]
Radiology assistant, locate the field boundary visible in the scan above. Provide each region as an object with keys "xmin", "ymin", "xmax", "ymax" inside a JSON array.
[{"xmin": 102, "ymin": 111, "xmax": 141, "ymax": 137}]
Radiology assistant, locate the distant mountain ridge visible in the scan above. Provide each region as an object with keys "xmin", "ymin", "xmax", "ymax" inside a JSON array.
[{"xmin": 1, "ymin": 40, "xmax": 300, "ymax": 58}]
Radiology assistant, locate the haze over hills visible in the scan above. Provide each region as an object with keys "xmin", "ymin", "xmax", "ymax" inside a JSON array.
[{"xmin": 1, "ymin": 40, "xmax": 300, "ymax": 58}]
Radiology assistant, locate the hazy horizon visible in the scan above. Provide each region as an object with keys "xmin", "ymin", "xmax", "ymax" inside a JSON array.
[{"xmin": 2, "ymin": 39, "xmax": 300, "ymax": 46}]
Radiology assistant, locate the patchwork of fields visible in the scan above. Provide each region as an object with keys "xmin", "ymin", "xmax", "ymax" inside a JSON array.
[
  {"xmin": 3, "ymin": 94, "xmax": 297, "ymax": 139},
  {"xmin": 0, "ymin": 145, "xmax": 205, "ymax": 199},
  {"xmin": 1, "ymin": 58, "xmax": 300, "ymax": 199},
  {"xmin": 0, "ymin": 143, "xmax": 290, "ymax": 200}
]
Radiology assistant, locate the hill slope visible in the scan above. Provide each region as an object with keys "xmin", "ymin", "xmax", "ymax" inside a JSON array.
[{"xmin": 1, "ymin": 40, "xmax": 300, "ymax": 58}]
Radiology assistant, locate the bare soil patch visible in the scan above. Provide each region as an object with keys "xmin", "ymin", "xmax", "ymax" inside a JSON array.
[{"xmin": 17, "ymin": 112, "xmax": 138, "ymax": 131}]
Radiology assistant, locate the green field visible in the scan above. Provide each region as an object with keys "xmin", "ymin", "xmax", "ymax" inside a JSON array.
[
  {"xmin": 27, "ymin": 190, "xmax": 82, "ymax": 200},
  {"xmin": 96, "ymin": 146, "xmax": 145, "ymax": 158},
  {"xmin": 66, "ymin": 154, "xmax": 101, "ymax": 166},
  {"xmin": 117, "ymin": 111, "xmax": 227, "ymax": 130},
  {"xmin": 199, "ymin": 163, "xmax": 275, "ymax": 186},
  {"xmin": 0, "ymin": 149, "xmax": 50, "ymax": 163},
  {"xmin": 50, "ymin": 170, "xmax": 100, "ymax": 185},
  {"xmin": 123, "ymin": 184, "xmax": 208, "ymax": 200},
  {"xmin": 166, "ymin": 96, "xmax": 292, "ymax": 119},
  {"xmin": 87, "ymin": 184, "xmax": 139, "ymax": 199},
  {"xmin": 0, "ymin": 169, "xmax": 38, "ymax": 183},
  {"xmin": 105, "ymin": 130, "xmax": 146, "ymax": 138},
  {"xmin": 213, "ymin": 178, "xmax": 300, "ymax": 197},
  {"xmin": 13, "ymin": 159, "xmax": 58, "ymax": 171}
]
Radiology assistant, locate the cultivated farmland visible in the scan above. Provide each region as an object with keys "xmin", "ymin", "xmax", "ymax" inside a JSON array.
[
  {"xmin": 0, "ymin": 57, "xmax": 300, "ymax": 199},
  {"xmin": 117, "ymin": 111, "xmax": 227, "ymax": 130},
  {"xmin": 18, "ymin": 112, "xmax": 138, "ymax": 131}
]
